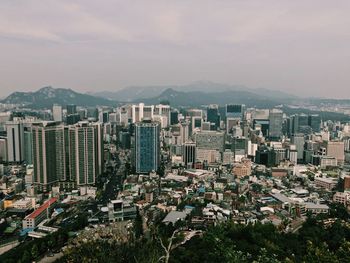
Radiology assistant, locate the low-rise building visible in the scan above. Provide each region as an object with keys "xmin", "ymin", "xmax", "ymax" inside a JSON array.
[{"xmin": 22, "ymin": 197, "xmax": 57, "ymax": 229}]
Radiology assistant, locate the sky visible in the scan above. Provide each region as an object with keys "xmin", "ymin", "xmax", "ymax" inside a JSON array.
[{"xmin": 1, "ymin": 0, "xmax": 350, "ymax": 98}]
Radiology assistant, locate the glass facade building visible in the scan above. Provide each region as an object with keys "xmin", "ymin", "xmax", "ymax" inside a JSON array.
[{"xmin": 135, "ymin": 120, "xmax": 160, "ymax": 174}]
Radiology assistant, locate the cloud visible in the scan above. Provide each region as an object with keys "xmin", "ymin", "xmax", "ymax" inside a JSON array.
[{"xmin": 1, "ymin": 0, "xmax": 350, "ymax": 97}]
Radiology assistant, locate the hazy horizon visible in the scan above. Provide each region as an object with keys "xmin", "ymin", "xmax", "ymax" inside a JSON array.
[{"xmin": 1, "ymin": 1, "xmax": 350, "ymax": 99}]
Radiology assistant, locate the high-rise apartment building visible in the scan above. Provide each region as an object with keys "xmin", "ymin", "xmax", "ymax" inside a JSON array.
[
  {"xmin": 32, "ymin": 122, "xmax": 66, "ymax": 191},
  {"xmin": 68, "ymin": 122, "xmax": 103, "ymax": 186}
]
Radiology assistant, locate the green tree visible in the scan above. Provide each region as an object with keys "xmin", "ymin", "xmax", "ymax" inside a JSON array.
[
  {"xmin": 303, "ymin": 241, "xmax": 339, "ymax": 263},
  {"xmin": 21, "ymin": 250, "xmax": 31, "ymax": 263},
  {"xmin": 134, "ymin": 209, "xmax": 144, "ymax": 239},
  {"xmin": 31, "ymin": 244, "xmax": 39, "ymax": 260}
]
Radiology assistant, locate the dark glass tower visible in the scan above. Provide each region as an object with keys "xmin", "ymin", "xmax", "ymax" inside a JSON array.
[
  {"xmin": 206, "ymin": 104, "xmax": 220, "ymax": 129},
  {"xmin": 134, "ymin": 120, "xmax": 160, "ymax": 174}
]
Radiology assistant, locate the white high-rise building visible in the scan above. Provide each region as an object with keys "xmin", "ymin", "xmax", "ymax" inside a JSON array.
[
  {"xmin": 68, "ymin": 122, "xmax": 103, "ymax": 186},
  {"xmin": 5, "ymin": 120, "xmax": 24, "ymax": 163},
  {"xmin": 52, "ymin": 105, "xmax": 63, "ymax": 122}
]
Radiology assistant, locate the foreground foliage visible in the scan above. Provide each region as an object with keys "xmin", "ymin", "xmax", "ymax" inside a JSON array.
[{"xmin": 57, "ymin": 217, "xmax": 350, "ymax": 263}]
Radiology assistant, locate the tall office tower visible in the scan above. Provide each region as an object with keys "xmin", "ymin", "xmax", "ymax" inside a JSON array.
[
  {"xmin": 269, "ymin": 109, "xmax": 283, "ymax": 140},
  {"xmin": 5, "ymin": 121, "xmax": 24, "ymax": 163},
  {"xmin": 291, "ymin": 115, "xmax": 299, "ymax": 135},
  {"xmin": 283, "ymin": 118, "xmax": 291, "ymax": 137},
  {"xmin": 180, "ymin": 121, "xmax": 189, "ymax": 144},
  {"xmin": 32, "ymin": 122, "xmax": 66, "ymax": 191},
  {"xmin": 52, "ymin": 104, "xmax": 63, "ymax": 122},
  {"xmin": 68, "ymin": 122, "xmax": 103, "ymax": 186},
  {"xmin": 298, "ymin": 114, "xmax": 311, "ymax": 134},
  {"xmin": 308, "ymin": 114, "xmax": 321, "ymax": 132},
  {"xmin": 207, "ymin": 104, "xmax": 220, "ymax": 129},
  {"xmin": 24, "ymin": 129, "xmax": 33, "ymax": 165},
  {"xmin": 134, "ymin": 120, "xmax": 160, "ymax": 174},
  {"xmin": 66, "ymin": 104, "xmax": 77, "ymax": 115},
  {"xmin": 226, "ymin": 104, "xmax": 245, "ymax": 119},
  {"xmin": 170, "ymin": 111, "xmax": 179, "ymax": 125},
  {"xmin": 0, "ymin": 138, "xmax": 7, "ymax": 162},
  {"xmin": 291, "ymin": 134, "xmax": 305, "ymax": 162},
  {"xmin": 182, "ymin": 142, "xmax": 196, "ymax": 167}
]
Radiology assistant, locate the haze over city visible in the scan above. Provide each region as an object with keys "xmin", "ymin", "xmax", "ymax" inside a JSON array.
[{"xmin": 1, "ymin": 0, "xmax": 350, "ymax": 98}]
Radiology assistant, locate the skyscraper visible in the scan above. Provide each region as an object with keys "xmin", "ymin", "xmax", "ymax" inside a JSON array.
[
  {"xmin": 308, "ymin": 114, "xmax": 321, "ymax": 132},
  {"xmin": 68, "ymin": 122, "xmax": 103, "ymax": 186},
  {"xmin": 170, "ymin": 111, "xmax": 179, "ymax": 125},
  {"xmin": 32, "ymin": 122, "xmax": 66, "ymax": 191},
  {"xmin": 5, "ymin": 120, "xmax": 24, "ymax": 163},
  {"xmin": 134, "ymin": 120, "xmax": 160, "ymax": 174},
  {"xmin": 24, "ymin": 129, "xmax": 33, "ymax": 165},
  {"xmin": 52, "ymin": 104, "xmax": 63, "ymax": 122},
  {"xmin": 206, "ymin": 104, "xmax": 220, "ymax": 129},
  {"xmin": 291, "ymin": 134, "xmax": 305, "ymax": 162},
  {"xmin": 269, "ymin": 109, "xmax": 283, "ymax": 140},
  {"xmin": 182, "ymin": 142, "xmax": 196, "ymax": 167}
]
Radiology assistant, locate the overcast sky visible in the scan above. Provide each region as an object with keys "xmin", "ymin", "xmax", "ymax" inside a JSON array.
[{"xmin": 1, "ymin": 0, "xmax": 350, "ymax": 98}]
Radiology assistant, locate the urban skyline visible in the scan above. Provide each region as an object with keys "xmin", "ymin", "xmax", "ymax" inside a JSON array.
[{"xmin": 1, "ymin": 1, "xmax": 350, "ymax": 263}]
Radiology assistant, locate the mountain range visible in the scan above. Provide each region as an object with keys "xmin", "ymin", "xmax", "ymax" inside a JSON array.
[
  {"xmin": 2, "ymin": 83, "xmax": 350, "ymax": 111},
  {"xmin": 90, "ymin": 81, "xmax": 297, "ymax": 102},
  {"xmin": 2, "ymin": 86, "xmax": 115, "ymax": 108}
]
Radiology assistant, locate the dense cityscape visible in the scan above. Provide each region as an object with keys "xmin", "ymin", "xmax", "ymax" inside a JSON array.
[
  {"xmin": 0, "ymin": 92, "xmax": 350, "ymax": 262},
  {"xmin": 2, "ymin": 1, "xmax": 350, "ymax": 262}
]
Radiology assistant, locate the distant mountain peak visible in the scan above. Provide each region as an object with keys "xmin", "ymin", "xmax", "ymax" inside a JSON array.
[{"xmin": 2, "ymin": 86, "xmax": 115, "ymax": 109}]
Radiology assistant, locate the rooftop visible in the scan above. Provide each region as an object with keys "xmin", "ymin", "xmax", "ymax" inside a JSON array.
[{"xmin": 25, "ymin": 197, "xmax": 57, "ymax": 219}]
